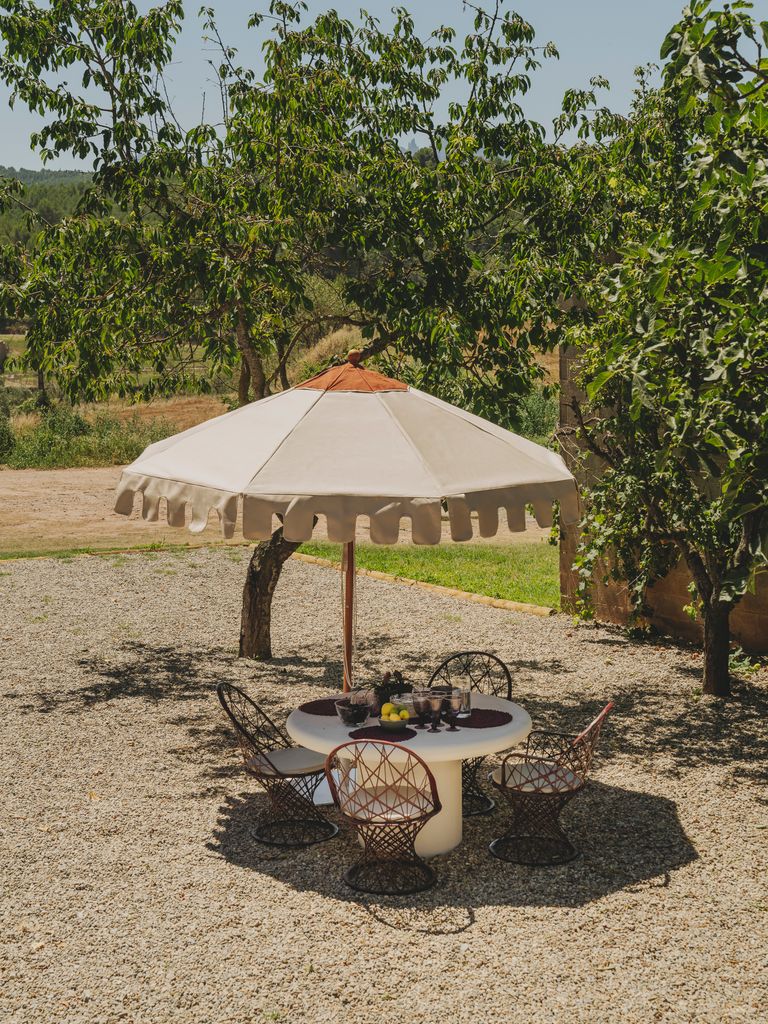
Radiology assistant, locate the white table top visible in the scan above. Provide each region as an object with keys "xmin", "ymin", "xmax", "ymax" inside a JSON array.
[{"xmin": 286, "ymin": 693, "xmax": 531, "ymax": 764}]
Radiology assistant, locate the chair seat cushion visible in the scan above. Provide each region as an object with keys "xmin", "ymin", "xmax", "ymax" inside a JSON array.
[
  {"xmin": 491, "ymin": 759, "xmax": 583, "ymax": 794},
  {"xmin": 338, "ymin": 783, "xmax": 432, "ymax": 823},
  {"xmin": 246, "ymin": 745, "xmax": 326, "ymax": 777}
]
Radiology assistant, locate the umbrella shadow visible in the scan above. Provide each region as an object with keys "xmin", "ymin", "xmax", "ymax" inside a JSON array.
[{"xmin": 205, "ymin": 778, "xmax": 697, "ymax": 929}]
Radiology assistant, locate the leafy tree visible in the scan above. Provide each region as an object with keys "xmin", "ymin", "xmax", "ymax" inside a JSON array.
[
  {"xmin": 0, "ymin": 0, "xmax": 575, "ymax": 658},
  {"xmin": 0, "ymin": 0, "xmax": 566, "ymax": 415},
  {"xmin": 565, "ymin": 0, "xmax": 768, "ymax": 697}
]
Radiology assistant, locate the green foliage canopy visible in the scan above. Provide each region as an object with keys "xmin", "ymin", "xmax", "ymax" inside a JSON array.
[
  {"xmin": 565, "ymin": 0, "xmax": 768, "ymax": 695},
  {"xmin": 0, "ymin": 0, "xmax": 579, "ymax": 421}
]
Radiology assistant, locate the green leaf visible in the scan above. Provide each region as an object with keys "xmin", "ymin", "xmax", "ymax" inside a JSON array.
[
  {"xmin": 586, "ymin": 370, "xmax": 617, "ymax": 401},
  {"xmin": 648, "ymin": 266, "xmax": 671, "ymax": 300}
]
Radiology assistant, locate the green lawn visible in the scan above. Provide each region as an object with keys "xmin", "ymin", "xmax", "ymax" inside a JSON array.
[{"xmin": 299, "ymin": 540, "xmax": 560, "ymax": 610}]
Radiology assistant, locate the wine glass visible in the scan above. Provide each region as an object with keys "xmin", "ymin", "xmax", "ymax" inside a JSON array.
[
  {"xmin": 428, "ymin": 692, "xmax": 443, "ymax": 732},
  {"xmin": 412, "ymin": 690, "xmax": 431, "ymax": 729},
  {"xmin": 444, "ymin": 689, "xmax": 462, "ymax": 730}
]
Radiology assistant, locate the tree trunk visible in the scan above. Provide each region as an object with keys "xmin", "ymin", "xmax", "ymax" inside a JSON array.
[
  {"xmin": 238, "ymin": 357, "xmax": 251, "ymax": 406},
  {"xmin": 275, "ymin": 332, "xmax": 290, "ymax": 391},
  {"xmin": 702, "ymin": 601, "xmax": 731, "ymax": 698},
  {"xmin": 36, "ymin": 367, "xmax": 48, "ymax": 408},
  {"xmin": 239, "ymin": 526, "xmax": 301, "ymax": 660},
  {"xmin": 234, "ymin": 307, "xmax": 268, "ymax": 400}
]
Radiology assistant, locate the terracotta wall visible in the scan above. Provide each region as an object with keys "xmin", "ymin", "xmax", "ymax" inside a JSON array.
[{"xmin": 558, "ymin": 346, "xmax": 768, "ymax": 653}]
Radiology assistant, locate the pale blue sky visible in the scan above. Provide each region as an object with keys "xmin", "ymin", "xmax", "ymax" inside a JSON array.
[{"xmin": 0, "ymin": 1, "xmax": 685, "ymax": 169}]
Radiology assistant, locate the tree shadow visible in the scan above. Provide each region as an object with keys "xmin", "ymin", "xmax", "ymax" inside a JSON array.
[
  {"xmin": 517, "ymin": 681, "xmax": 768, "ymax": 790},
  {"xmin": 6, "ymin": 641, "xmax": 340, "ymax": 716},
  {"xmin": 8, "ymin": 637, "xmax": 765, "ymax": 791},
  {"xmin": 205, "ymin": 778, "xmax": 697, "ymax": 929}
]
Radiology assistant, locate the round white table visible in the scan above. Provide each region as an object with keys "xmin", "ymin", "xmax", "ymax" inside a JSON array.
[{"xmin": 286, "ymin": 694, "xmax": 531, "ymax": 857}]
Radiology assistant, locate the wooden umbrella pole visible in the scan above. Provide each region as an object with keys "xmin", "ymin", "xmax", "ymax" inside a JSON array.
[{"xmin": 342, "ymin": 539, "xmax": 355, "ymax": 692}]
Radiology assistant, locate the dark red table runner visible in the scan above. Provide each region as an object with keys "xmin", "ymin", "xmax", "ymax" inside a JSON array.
[
  {"xmin": 298, "ymin": 697, "xmax": 339, "ymax": 716},
  {"xmin": 297, "ymin": 701, "xmax": 512, "ymax": 730},
  {"xmin": 459, "ymin": 709, "xmax": 513, "ymax": 728},
  {"xmin": 349, "ymin": 726, "xmax": 417, "ymax": 742}
]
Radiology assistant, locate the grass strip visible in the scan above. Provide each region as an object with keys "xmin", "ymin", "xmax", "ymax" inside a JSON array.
[{"xmin": 299, "ymin": 540, "xmax": 560, "ymax": 610}]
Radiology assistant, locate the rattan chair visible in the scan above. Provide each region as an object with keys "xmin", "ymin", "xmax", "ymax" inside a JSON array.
[
  {"xmin": 325, "ymin": 740, "xmax": 441, "ymax": 895},
  {"xmin": 217, "ymin": 682, "xmax": 338, "ymax": 848},
  {"xmin": 489, "ymin": 702, "xmax": 614, "ymax": 865},
  {"xmin": 429, "ymin": 651, "xmax": 513, "ymax": 817}
]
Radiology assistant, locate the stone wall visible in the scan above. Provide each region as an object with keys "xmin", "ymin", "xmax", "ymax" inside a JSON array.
[{"xmin": 558, "ymin": 346, "xmax": 768, "ymax": 653}]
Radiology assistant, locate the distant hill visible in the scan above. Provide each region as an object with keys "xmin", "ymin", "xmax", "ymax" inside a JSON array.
[
  {"xmin": 0, "ymin": 167, "xmax": 93, "ymax": 245},
  {"xmin": 0, "ymin": 165, "xmax": 91, "ymax": 185}
]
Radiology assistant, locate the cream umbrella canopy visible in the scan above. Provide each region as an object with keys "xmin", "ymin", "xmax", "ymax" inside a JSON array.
[{"xmin": 115, "ymin": 352, "xmax": 578, "ymax": 689}]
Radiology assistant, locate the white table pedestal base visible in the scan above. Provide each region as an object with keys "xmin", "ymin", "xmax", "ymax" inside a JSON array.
[
  {"xmin": 414, "ymin": 758, "xmax": 462, "ymax": 857},
  {"xmin": 312, "ymin": 774, "xmax": 336, "ymax": 806}
]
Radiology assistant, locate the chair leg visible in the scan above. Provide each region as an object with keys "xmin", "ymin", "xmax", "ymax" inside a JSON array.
[
  {"xmin": 252, "ymin": 772, "xmax": 338, "ymax": 848},
  {"xmin": 489, "ymin": 790, "xmax": 579, "ymax": 866},
  {"xmin": 342, "ymin": 821, "xmax": 436, "ymax": 895},
  {"xmin": 462, "ymin": 757, "xmax": 495, "ymax": 817}
]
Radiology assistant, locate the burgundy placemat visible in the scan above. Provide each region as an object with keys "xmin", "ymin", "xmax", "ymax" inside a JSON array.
[
  {"xmin": 459, "ymin": 709, "xmax": 513, "ymax": 729},
  {"xmin": 349, "ymin": 726, "xmax": 417, "ymax": 741},
  {"xmin": 298, "ymin": 697, "xmax": 339, "ymax": 716}
]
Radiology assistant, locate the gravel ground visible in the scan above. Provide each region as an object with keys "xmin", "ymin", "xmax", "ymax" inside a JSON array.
[{"xmin": 2, "ymin": 547, "xmax": 767, "ymax": 1024}]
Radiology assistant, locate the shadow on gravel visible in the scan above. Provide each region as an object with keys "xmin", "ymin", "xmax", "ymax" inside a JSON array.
[
  {"xmin": 206, "ymin": 778, "xmax": 697, "ymax": 925},
  {"xmin": 12, "ymin": 640, "xmax": 342, "ymax": 713},
  {"xmin": 8, "ymin": 635, "xmax": 767, "ymax": 789},
  {"xmin": 517, "ymin": 682, "xmax": 768, "ymax": 789}
]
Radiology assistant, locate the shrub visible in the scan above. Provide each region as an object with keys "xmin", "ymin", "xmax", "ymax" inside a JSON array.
[
  {"xmin": 2, "ymin": 384, "xmax": 40, "ymax": 414},
  {"xmin": 0, "ymin": 381, "xmax": 13, "ymax": 460},
  {"xmin": 514, "ymin": 386, "xmax": 559, "ymax": 446},
  {"xmin": 6, "ymin": 404, "xmax": 172, "ymax": 469},
  {"xmin": 0, "ymin": 416, "xmax": 14, "ymax": 461}
]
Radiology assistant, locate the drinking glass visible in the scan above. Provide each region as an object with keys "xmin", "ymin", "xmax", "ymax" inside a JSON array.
[
  {"xmin": 458, "ymin": 687, "xmax": 472, "ymax": 718},
  {"xmin": 444, "ymin": 689, "xmax": 462, "ymax": 730},
  {"xmin": 412, "ymin": 690, "xmax": 431, "ymax": 729},
  {"xmin": 428, "ymin": 692, "xmax": 443, "ymax": 732},
  {"xmin": 350, "ymin": 687, "xmax": 374, "ymax": 716}
]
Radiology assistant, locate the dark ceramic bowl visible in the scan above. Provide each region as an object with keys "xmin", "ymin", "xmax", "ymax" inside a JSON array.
[{"xmin": 335, "ymin": 699, "xmax": 370, "ymax": 727}]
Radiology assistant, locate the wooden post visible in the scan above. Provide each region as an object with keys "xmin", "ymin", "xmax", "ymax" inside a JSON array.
[{"xmin": 342, "ymin": 540, "xmax": 355, "ymax": 692}]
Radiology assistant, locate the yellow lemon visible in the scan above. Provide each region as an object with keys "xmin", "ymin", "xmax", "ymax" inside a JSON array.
[
  {"xmin": 389, "ymin": 713, "xmax": 401, "ymax": 722},
  {"xmin": 399, "ymin": 709, "xmax": 410, "ymax": 720},
  {"xmin": 380, "ymin": 703, "xmax": 395, "ymax": 717}
]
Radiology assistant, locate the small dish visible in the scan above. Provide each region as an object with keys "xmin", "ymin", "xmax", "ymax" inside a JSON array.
[{"xmin": 378, "ymin": 716, "xmax": 408, "ymax": 732}]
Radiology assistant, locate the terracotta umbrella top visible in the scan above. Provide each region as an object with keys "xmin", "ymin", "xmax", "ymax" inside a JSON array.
[
  {"xmin": 295, "ymin": 351, "xmax": 408, "ymax": 392},
  {"xmin": 114, "ymin": 351, "xmax": 578, "ymax": 544}
]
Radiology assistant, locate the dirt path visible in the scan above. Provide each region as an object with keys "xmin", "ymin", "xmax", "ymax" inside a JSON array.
[{"xmin": 0, "ymin": 466, "xmax": 550, "ymax": 556}]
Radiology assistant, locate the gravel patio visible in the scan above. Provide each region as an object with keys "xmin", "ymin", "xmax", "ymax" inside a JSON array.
[{"xmin": 2, "ymin": 547, "xmax": 766, "ymax": 1024}]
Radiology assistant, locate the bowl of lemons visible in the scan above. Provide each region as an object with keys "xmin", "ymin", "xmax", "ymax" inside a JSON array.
[{"xmin": 378, "ymin": 701, "xmax": 411, "ymax": 731}]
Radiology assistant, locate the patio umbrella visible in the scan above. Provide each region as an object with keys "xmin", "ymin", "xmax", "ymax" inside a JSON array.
[{"xmin": 115, "ymin": 351, "xmax": 578, "ymax": 689}]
